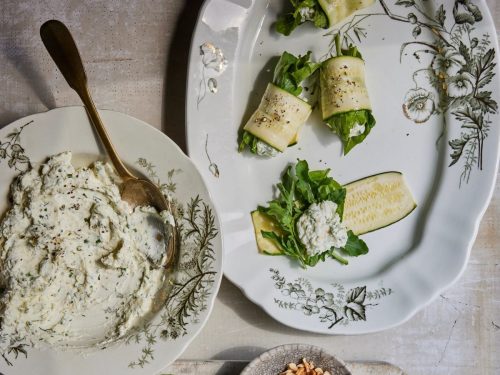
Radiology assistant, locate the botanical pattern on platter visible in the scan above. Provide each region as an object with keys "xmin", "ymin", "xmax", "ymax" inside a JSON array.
[
  {"xmin": 328, "ymin": 0, "xmax": 497, "ymax": 186},
  {"xmin": 205, "ymin": 134, "xmax": 220, "ymax": 178},
  {"xmin": 0, "ymin": 121, "xmax": 32, "ymax": 172},
  {"xmin": 270, "ymin": 269, "xmax": 392, "ymax": 328},
  {"xmin": 127, "ymin": 159, "xmax": 218, "ymax": 369},
  {"xmin": 197, "ymin": 42, "xmax": 228, "ymax": 108}
]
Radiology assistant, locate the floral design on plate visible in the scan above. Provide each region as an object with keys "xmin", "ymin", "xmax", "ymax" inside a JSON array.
[
  {"xmin": 328, "ymin": 0, "xmax": 498, "ymax": 186},
  {"xmin": 0, "ymin": 121, "xmax": 32, "ymax": 172},
  {"xmin": 197, "ymin": 42, "xmax": 228, "ymax": 108},
  {"xmin": 270, "ymin": 269, "xmax": 393, "ymax": 328},
  {"xmin": 127, "ymin": 159, "xmax": 218, "ymax": 369}
]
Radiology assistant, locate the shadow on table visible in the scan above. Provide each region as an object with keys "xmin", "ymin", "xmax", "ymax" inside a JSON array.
[
  {"xmin": 162, "ymin": 0, "xmax": 205, "ymax": 153},
  {"xmin": 213, "ymin": 359, "xmax": 250, "ymax": 375},
  {"xmin": 0, "ymin": 42, "xmax": 56, "ymax": 130},
  {"xmin": 217, "ymin": 278, "xmax": 329, "ymax": 339}
]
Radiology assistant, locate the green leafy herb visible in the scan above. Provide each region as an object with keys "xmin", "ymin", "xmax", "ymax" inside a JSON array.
[
  {"xmin": 238, "ymin": 131, "xmax": 260, "ymax": 154},
  {"xmin": 273, "ymin": 51, "xmax": 321, "ymax": 96},
  {"xmin": 276, "ymin": 0, "xmax": 328, "ymax": 36},
  {"xmin": 325, "ymin": 109, "xmax": 376, "ymax": 154},
  {"xmin": 257, "ymin": 160, "xmax": 368, "ymax": 268}
]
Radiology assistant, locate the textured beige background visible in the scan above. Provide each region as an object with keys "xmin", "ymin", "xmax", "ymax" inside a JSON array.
[{"xmin": 0, "ymin": 1, "xmax": 499, "ymax": 375}]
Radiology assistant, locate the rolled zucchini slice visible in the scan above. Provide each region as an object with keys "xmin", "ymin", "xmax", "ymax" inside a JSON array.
[
  {"xmin": 320, "ymin": 38, "xmax": 375, "ymax": 154},
  {"xmin": 321, "ymin": 56, "xmax": 371, "ymax": 118},
  {"xmin": 239, "ymin": 51, "xmax": 319, "ymax": 156},
  {"xmin": 318, "ymin": 0, "xmax": 376, "ymax": 27},
  {"xmin": 243, "ymin": 83, "xmax": 312, "ymax": 152},
  {"xmin": 276, "ymin": 0, "xmax": 376, "ymax": 36}
]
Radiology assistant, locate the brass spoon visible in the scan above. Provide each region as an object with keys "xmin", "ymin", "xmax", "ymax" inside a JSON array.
[{"xmin": 40, "ymin": 20, "xmax": 177, "ymax": 266}]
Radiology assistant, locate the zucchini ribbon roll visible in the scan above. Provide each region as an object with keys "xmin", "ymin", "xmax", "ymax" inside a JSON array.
[
  {"xmin": 320, "ymin": 35, "xmax": 375, "ymax": 154},
  {"xmin": 239, "ymin": 51, "xmax": 320, "ymax": 157},
  {"xmin": 276, "ymin": 0, "xmax": 376, "ymax": 36}
]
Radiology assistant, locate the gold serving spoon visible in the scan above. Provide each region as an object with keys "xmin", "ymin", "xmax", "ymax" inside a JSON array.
[{"xmin": 40, "ymin": 20, "xmax": 177, "ymax": 267}]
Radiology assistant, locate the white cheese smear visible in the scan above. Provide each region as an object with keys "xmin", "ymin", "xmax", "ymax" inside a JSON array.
[
  {"xmin": 296, "ymin": 200, "xmax": 348, "ymax": 256},
  {"xmin": 0, "ymin": 152, "xmax": 173, "ymax": 351}
]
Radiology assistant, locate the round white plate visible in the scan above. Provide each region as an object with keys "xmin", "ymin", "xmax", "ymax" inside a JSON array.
[
  {"xmin": 186, "ymin": 0, "xmax": 499, "ymax": 334},
  {"xmin": 0, "ymin": 106, "xmax": 223, "ymax": 374}
]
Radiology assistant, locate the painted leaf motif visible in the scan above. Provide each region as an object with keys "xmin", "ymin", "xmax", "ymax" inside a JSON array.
[
  {"xmin": 0, "ymin": 148, "xmax": 6, "ymax": 159},
  {"xmin": 15, "ymin": 155, "xmax": 29, "ymax": 163},
  {"xmin": 346, "ymin": 286, "xmax": 366, "ymax": 305},
  {"xmin": 449, "ymin": 136, "xmax": 471, "ymax": 166},
  {"xmin": 412, "ymin": 26, "xmax": 421, "ymax": 38},
  {"xmin": 343, "ymin": 286, "xmax": 367, "ymax": 321},
  {"xmin": 436, "ymin": 4, "xmax": 446, "ymax": 26},
  {"xmin": 10, "ymin": 144, "xmax": 23, "ymax": 153},
  {"xmin": 472, "ymin": 91, "xmax": 498, "ymax": 113},
  {"xmin": 395, "ymin": 0, "xmax": 415, "ymax": 7},
  {"xmin": 475, "ymin": 49, "xmax": 496, "ymax": 89}
]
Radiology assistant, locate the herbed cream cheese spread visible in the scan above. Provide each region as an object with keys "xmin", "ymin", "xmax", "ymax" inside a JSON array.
[
  {"xmin": 0, "ymin": 152, "xmax": 173, "ymax": 350},
  {"xmin": 296, "ymin": 200, "xmax": 348, "ymax": 256}
]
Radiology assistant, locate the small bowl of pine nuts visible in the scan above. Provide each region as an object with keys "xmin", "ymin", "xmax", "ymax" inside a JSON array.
[{"xmin": 240, "ymin": 344, "xmax": 350, "ymax": 375}]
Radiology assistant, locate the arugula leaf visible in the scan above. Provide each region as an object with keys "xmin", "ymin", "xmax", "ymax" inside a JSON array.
[
  {"xmin": 276, "ymin": 0, "xmax": 328, "ymax": 36},
  {"xmin": 257, "ymin": 160, "xmax": 368, "ymax": 268},
  {"xmin": 325, "ymin": 109, "xmax": 376, "ymax": 154},
  {"xmin": 273, "ymin": 51, "xmax": 321, "ymax": 96}
]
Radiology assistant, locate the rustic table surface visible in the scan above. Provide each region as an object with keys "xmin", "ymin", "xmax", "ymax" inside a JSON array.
[{"xmin": 0, "ymin": 1, "xmax": 498, "ymax": 374}]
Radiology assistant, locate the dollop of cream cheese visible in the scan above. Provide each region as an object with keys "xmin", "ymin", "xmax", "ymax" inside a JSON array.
[
  {"xmin": 349, "ymin": 123, "xmax": 366, "ymax": 138},
  {"xmin": 296, "ymin": 200, "xmax": 348, "ymax": 256},
  {"xmin": 0, "ymin": 152, "xmax": 173, "ymax": 351},
  {"xmin": 299, "ymin": 7, "xmax": 316, "ymax": 22},
  {"xmin": 256, "ymin": 140, "xmax": 279, "ymax": 157}
]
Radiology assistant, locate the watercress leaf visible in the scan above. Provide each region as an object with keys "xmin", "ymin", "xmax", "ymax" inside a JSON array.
[
  {"xmin": 275, "ymin": 0, "xmax": 328, "ymax": 36},
  {"xmin": 342, "ymin": 231, "xmax": 369, "ymax": 256}
]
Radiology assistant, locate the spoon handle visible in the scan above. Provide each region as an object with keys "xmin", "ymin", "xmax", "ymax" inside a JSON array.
[{"xmin": 40, "ymin": 20, "xmax": 136, "ymax": 181}]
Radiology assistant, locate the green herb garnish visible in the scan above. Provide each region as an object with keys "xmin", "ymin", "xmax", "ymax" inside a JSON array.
[{"xmin": 275, "ymin": 0, "xmax": 328, "ymax": 36}]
